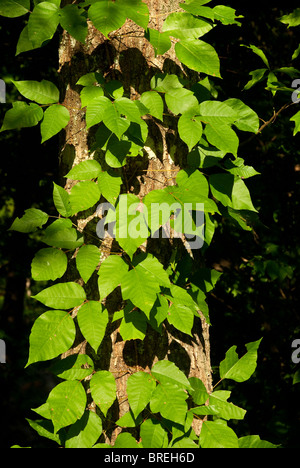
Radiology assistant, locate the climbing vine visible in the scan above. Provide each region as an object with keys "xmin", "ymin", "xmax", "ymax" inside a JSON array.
[{"xmin": 1, "ymin": 0, "xmax": 299, "ymax": 449}]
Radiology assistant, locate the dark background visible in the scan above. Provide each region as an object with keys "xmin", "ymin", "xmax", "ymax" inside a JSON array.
[{"xmin": 0, "ymin": 1, "xmax": 299, "ymax": 448}]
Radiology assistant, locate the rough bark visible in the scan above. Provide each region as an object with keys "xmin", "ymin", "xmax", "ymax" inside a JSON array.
[{"xmin": 58, "ymin": 0, "xmax": 212, "ymax": 443}]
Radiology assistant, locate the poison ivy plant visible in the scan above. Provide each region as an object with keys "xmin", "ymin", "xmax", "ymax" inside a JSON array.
[{"xmin": 2, "ymin": 0, "xmax": 294, "ymax": 449}]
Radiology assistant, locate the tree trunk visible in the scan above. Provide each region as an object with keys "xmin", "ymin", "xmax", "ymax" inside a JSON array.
[{"xmin": 58, "ymin": 0, "xmax": 212, "ymax": 443}]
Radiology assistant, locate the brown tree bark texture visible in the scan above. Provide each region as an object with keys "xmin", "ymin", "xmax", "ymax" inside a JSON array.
[{"xmin": 58, "ymin": 0, "xmax": 212, "ymax": 443}]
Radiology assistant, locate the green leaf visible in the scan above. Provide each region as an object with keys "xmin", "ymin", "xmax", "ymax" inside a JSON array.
[
  {"xmin": 119, "ymin": 0, "xmax": 149, "ymax": 30},
  {"xmin": 88, "ymin": 1, "xmax": 126, "ymax": 38},
  {"xmin": 291, "ymin": 110, "xmax": 300, "ymax": 136},
  {"xmin": 212, "ymin": 5, "xmax": 243, "ymax": 26},
  {"xmin": 41, "ymin": 105, "xmax": 70, "ymax": 143},
  {"xmin": 98, "ymin": 255, "xmax": 129, "ymax": 299},
  {"xmin": 115, "ymin": 194, "xmax": 149, "ymax": 258},
  {"xmin": 69, "ymin": 181, "xmax": 101, "ymax": 214},
  {"xmin": 47, "ymin": 381, "xmax": 87, "ymax": 433},
  {"xmin": 53, "ymin": 182, "xmax": 72, "ymax": 217},
  {"xmin": 51, "ymin": 354, "xmax": 94, "ymax": 380},
  {"xmin": 167, "ymin": 302, "xmax": 194, "ymax": 337},
  {"xmin": 77, "ymin": 302, "xmax": 108, "ymax": 353},
  {"xmin": 219, "ymin": 339, "xmax": 262, "ymax": 382},
  {"xmin": 243, "ymin": 68, "xmax": 268, "ymax": 90},
  {"xmin": 224, "ymin": 98, "xmax": 259, "ymax": 133},
  {"xmin": 180, "ymin": 0, "xmax": 214, "ymax": 17},
  {"xmin": 16, "ymin": 24, "xmax": 36, "ymax": 55},
  {"xmin": 200, "ymin": 420, "xmax": 239, "ymax": 448},
  {"xmin": 165, "ymin": 88, "xmax": 199, "ymax": 115},
  {"xmin": 1, "ymin": 102, "xmax": 43, "ymax": 132},
  {"xmin": 238, "ymin": 435, "xmax": 279, "ymax": 448},
  {"xmin": 0, "ymin": 0, "xmax": 30, "ymax": 17},
  {"xmin": 204, "ymin": 123, "xmax": 239, "ymax": 156},
  {"xmin": 85, "ymin": 96, "xmax": 111, "ymax": 129},
  {"xmin": 162, "ymin": 12, "xmax": 214, "ymax": 40},
  {"xmin": 188, "ymin": 377, "xmax": 209, "ymax": 405},
  {"xmin": 150, "ymin": 382, "xmax": 188, "ymax": 425},
  {"xmin": 279, "ymin": 8, "xmax": 300, "ymax": 28},
  {"xmin": 42, "ymin": 219, "xmax": 84, "ymax": 250},
  {"xmin": 98, "ymin": 170, "xmax": 122, "ymax": 205},
  {"xmin": 32, "ymin": 282, "xmax": 86, "ymax": 310},
  {"xmin": 12, "ymin": 79, "xmax": 59, "ymax": 104},
  {"xmin": 178, "ymin": 112, "xmax": 203, "ymax": 151},
  {"xmin": 114, "ymin": 97, "xmax": 142, "ymax": 124},
  {"xmin": 76, "ymin": 245, "xmax": 100, "ymax": 283},
  {"xmin": 127, "ymin": 371, "xmax": 156, "ymax": 418},
  {"xmin": 140, "ymin": 91, "xmax": 164, "ymax": 121},
  {"xmin": 145, "ymin": 28, "xmax": 172, "ymax": 56},
  {"xmin": 9, "ymin": 208, "xmax": 48, "ymax": 234},
  {"xmin": 242, "ymin": 44, "xmax": 270, "ymax": 68},
  {"xmin": 120, "ymin": 254, "xmax": 169, "ymax": 315},
  {"xmin": 209, "ymin": 390, "xmax": 246, "ymax": 420},
  {"xmin": 103, "ymin": 101, "xmax": 131, "ymax": 139},
  {"xmin": 113, "ymin": 433, "xmax": 140, "ymax": 448},
  {"xmin": 140, "ymin": 419, "xmax": 168, "ymax": 448},
  {"xmin": 175, "ymin": 39, "xmax": 221, "ymax": 77},
  {"xmin": 31, "ymin": 248, "xmax": 68, "ymax": 281},
  {"xmin": 119, "ymin": 304, "xmax": 148, "ymax": 341},
  {"xmin": 65, "ymin": 411, "xmax": 103, "ymax": 448},
  {"xmin": 151, "ymin": 73, "xmax": 185, "ymax": 93},
  {"xmin": 90, "ymin": 371, "xmax": 116, "ymax": 417},
  {"xmin": 28, "ymin": 2, "xmax": 60, "ymax": 48},
  {"xmin": 80, "ymin": 86, "xmax": 104, "ymax": 107},
  {"xmin": 105, "ymin": 135, "xmax": 131, "ymax": 168},
  {"xmin": 26, "ymin": 310, "xmax": 76, "ymax": 366},
  {"xmin": 66, "ymin": 160, "xmax": 102, "ymax": 180},
  {"xmin": 151, "ymin": 360, "xmax": 192, "ymax": 391},
  {"xmin": 209, "ymin": 174, "xmax": 257, "ymax": 212},
  {"xmin": 26, "ymin": 419, "xmax": 61, "ymax": 445},
  {"xmin": 59, "ymin": 4, "xmax": 88, "ymax": 44}
]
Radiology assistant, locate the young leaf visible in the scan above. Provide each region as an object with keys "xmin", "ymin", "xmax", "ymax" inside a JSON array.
[
  {"xmin": 28, "ymin": 2, "xmax": 60, "ymax": 48},
  {"xmin": 224, "ymin": 98, "xmax": 259, "ymax": 133},
  {"xmin": 53, "ymin": 182, "xmax": 72, "ymax": 218},
  {"xmin": 90, "ymin": 371, "xmax": 116, "ymax": 417},
  {"xmin": 31, "ymin": 248, "xmax": 68, "ymax": 281},
  {"xmin": 0, "ymin": 102, "xmax": 43, "ymax": 132},
  {"xmin": 12, "ymin": 79, "xmax": 59, "ymax": 104},
  {"xmin": 85, "ymin": 96, "xmax": 111, "ymax": 129},
  {"xmin": 200, "ymin": 420, "xmax": 239, "ymax": 448},
  {"xmin": 238, "ymin": 435, "xmax": 279, "ymax": 448},
  {"xmin": 219, "ymin": 339, "xmax": 262, "ymax": 382},
  {"xmin": 279, "ymin": 8, "xmax": 300, "ymax": 28},
  {"xmin": 76, "ymin": 245, "xmax": 100, "ymax": 283},
  {"xmin": 212, "ymin": 5, "xmax": 243, "ymax": 26},
  {"xmin": 65, "ymin": 411, "xmax": 103, "ymax": 449},
  {"xmin": 59, "ymin": 4, "xmax": 88, "ymax": 44},
  {"xmin": 41, "ymin": 104, "xmax": 70, "ymax": 143},
  {"xmin": 77, "ymin": 301, "xmax": 108, "ymax": 353},
  {"xmin": 9, "ymin": 208, "xmax": 48, "ymax": 233},
  {"xmin": 47, "ymin": 381, "xmax": 87, "ymax": 433},
  {"xmin": 175, "ymin": 39, "xmax": 221, "ymax": 77},
  {"xmin": 0, "ymin": 0, "xmax": 30, "ymax": 18},
  {"xmin": 140, "ymin": 91, "xmax": 164, "ymax": 120},
  {"xmin": 32, "ymin": 282, "xmax": 86, "ymax": 310},
  {"xmin": 209, "ymin": 390, "xmax": 246, "ymax": 420},
  {"xmin": 291, "ymin": 110, "xmax": 300, "ymax": 136},
  {"xmin": 127, "ymin": 371, "xmax": 156, "ymax": 418},
  {"xmin": 165, "ymin": 88, "xmax": 199, "ymax": 115},
  {"xmin": 26, "ymin": 310, "xmax": 76, "ymax": 366}
]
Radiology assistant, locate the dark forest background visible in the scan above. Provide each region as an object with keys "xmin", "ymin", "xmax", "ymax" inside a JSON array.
[{"xmin": 0, "ymin": 1, "xmax": 299, "ymax": 448}]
